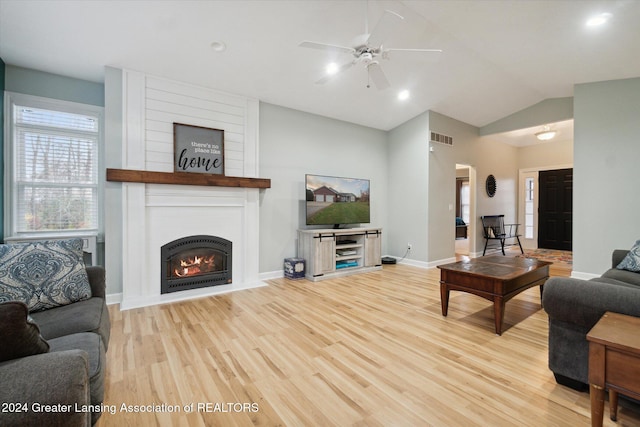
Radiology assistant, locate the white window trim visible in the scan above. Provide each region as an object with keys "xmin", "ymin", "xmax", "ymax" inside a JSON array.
[{"xmin": 3, "ymin": 92, "xmax": 105, "ymax": 240}]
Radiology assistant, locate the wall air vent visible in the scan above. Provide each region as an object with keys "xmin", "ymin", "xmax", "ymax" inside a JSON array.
[{"xmin": 430, "ymin": 131, "xmax": 453, "ymax": 146}]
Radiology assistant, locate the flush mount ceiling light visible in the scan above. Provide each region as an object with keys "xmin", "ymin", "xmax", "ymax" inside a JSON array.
[
  {"xmin": 586, "ymin": 12, "xmax": 612, "ymax": 27},
  {"xmin": 210, "ymin": 41, "xmax": 226, "ymax": 52},
  {"xmin": 535, "ymin": 126, "xmax": 557, "ymax": 141},
  {"xmin": 398, "ymin": 90, "xmax": 410, "ymax": 101}
]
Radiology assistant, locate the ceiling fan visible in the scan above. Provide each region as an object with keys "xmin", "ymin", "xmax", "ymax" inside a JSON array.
[{"xmin": 299, "ymin": 8, "xmax": 442, "ymax": 90}]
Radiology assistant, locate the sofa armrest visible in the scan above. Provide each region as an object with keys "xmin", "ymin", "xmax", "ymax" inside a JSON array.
[
  {"xmin": 86, "ymin": 266, "xmax": 106, "ymax": 299},
  {"xmin": 612, "ymin": 249, "xmax": 630, "ymax": 269},
  {"xmin": 543, "ymin": 277, "xmax": 640, "ymax": 331},
  {"xmin": 0, "ymin": 350, "xmax": 91, "ymax": 427}
]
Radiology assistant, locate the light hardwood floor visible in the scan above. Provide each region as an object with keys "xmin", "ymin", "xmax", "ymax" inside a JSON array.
[{"xmin": 100, "ymin": 260, "xmax": 640, "ymax": 426}]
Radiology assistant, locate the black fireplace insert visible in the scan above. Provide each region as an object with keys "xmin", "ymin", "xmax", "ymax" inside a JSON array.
[{"xmin": 161, "ymin": 235, "xmax": 232, "ymax": 294}]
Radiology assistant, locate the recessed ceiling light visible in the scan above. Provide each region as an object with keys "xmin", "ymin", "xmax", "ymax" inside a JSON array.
[
  {"xmin": 586, "ymin": 12, "xmax": 612, "ymax": 27},
  {"xmin": 326, "ymin": 62, "xmax": 339, "ymax": 75},
  {"xmin": 398, "ymin": 90, "xmax": 410, "ymax": 101},
  {"xmin": 210, "ymin": 41, "xmax": 226, "ymax": 52}
]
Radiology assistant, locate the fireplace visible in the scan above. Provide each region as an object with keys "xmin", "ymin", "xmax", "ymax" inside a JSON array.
[{"xmin": 161, "ymin": 235, "xmax": 232, "ymax": 294}]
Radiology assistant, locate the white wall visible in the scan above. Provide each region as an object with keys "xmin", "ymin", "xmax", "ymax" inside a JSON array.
[
  {"xmin": 573, "ymin": 77, "xmax": 640, "ymax": 275},
  {"xmin": 517, "ymin": 139, "xmax": 573, "ymax": 170},
  {"xmin": 258, "ymin": 103, "xmax": 388, "ymax": 275}
]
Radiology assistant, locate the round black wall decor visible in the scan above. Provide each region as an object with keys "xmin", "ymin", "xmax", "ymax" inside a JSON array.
[{"xmin": 486, "ymin": 174, "xmax": 497, "ymax": 197}]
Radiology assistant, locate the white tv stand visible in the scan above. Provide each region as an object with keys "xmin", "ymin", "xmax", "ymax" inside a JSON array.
[{"xmin": 297, "ymin": 227, "xmax": 382, "ymax": 281}]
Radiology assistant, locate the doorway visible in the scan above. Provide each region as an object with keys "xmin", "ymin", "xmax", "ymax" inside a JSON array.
[
  {"xmin": 455, "ymin": 164, "xmax": 473, "ymax": 256},
  {"xmin": 538, "ymin": 168, "xmax": 573, "ymax": 251},
  {"xmin": 518, "ymin": 166, "xmax": 573, "ymax": 251}
]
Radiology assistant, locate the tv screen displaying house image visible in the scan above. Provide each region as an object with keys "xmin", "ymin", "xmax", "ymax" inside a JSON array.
[{"xmin": 305, "ymin": 174, "xmax": 370, "ymax": 227}]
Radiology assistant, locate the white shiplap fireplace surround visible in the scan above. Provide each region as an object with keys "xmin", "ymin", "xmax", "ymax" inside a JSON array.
[{"xmin": 106, "ymin": 69, "xmax": 266, "ymax": 310}]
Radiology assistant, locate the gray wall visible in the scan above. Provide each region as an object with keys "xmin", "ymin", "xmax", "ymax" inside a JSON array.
[
  {"xmin": 0, "ymin": 59, "xmax": 4, "ymax": 240},
  {"xmin": 387, "ymin": 110, "xmax": 519, "ymax": 264},
  {"xmin": 5, "ymin": 65, "xmax": 104, "ymax": 106},
  {"xmin": 258, "ymin": 102, "xmax": 389, "ymax": 274},
  {"xmin": 573, "ymin": 77, "xmax": 640, "ymax": 275},
  {"xmin": 104, "ymin": 67, "xmax": 124, "ymax": 294},
  {"xmin": 387, "ymin": 111, "xmax": 430, "ymax": 262},
  {"xmin": 480, "ymin": 97, "xmax": 573, "ymax": 136}
]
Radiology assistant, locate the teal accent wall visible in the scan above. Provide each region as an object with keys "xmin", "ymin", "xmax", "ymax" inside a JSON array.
[
  {"xmin": 5, "ymin": 65, "xmax": 104, "ymax": 106},
  {"xmin": 0, "ymin": 58, "xmax": 5, "ymax": 241}
]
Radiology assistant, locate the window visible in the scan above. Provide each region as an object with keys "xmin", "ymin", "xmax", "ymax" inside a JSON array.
[
  {"xmin": 524, "ymin": 177, "xmax": 534, "ymax": 239},
  {"xmin": 5, "ymin": 93, "xmax": 103, "ymax": 236},
  {"xmin": 460, "ymin": 180, "xmax": 470, "ymax": 224}
]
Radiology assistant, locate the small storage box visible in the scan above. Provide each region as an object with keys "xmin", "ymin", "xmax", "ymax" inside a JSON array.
[{"xmin": 284, "ymin": 257, "xmax": 305, "ymax": 280}]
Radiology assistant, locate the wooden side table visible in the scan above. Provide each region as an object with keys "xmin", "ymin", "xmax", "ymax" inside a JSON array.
[{"xmin": 587, "ymin": 312, "xmax": 640, "ymax": 427}]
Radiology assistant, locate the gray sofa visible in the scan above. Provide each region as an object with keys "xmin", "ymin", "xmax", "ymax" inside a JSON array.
[
  {"xmin": 0, "ymin": 240, "xmax": 110, "ymax": 427},
  {"xmin": 542, "ymin": 249, "xmax": 640, "ymax": 390}
]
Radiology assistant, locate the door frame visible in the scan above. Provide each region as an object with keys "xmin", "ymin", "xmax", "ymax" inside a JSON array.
[
  {"xmin": 455, "ymin": 164, "xmax": 476, "ymax": 256},
  {"xmin": 518, "ymin": 163, "xmax": 572, "ymax": 251}
]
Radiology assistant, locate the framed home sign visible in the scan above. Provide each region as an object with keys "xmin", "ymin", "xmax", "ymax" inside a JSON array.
[{"xmin": 173, "ymin": 123, "xmax": 224, "ymax": 175}]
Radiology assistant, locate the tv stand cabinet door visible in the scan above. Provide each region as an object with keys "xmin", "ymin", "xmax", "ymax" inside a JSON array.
[
  {"xmin": 314, "ymin": 234, "xmax": 336, "ymax": 275},
  {"xmin": 364, "ymin": 230, "xmax": 382, "ymax": 267}
]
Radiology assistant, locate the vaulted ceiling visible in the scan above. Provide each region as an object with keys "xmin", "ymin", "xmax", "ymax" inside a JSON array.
[{"xmin": 1, "ymin": 0, "xmax": 639, "ymax": 133}]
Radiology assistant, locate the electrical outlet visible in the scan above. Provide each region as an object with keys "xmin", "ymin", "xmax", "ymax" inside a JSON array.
[{"xmin": 407, "ymin": 243, "xmax": 412, "ymax": 250}]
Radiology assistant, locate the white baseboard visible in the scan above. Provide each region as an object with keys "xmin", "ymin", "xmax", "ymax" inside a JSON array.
[
  {"xmin": 571, "ymin": 271, "xmax": 600, "ymax": 280},
  {"xmin": 118, "ymin": 280, "xmax": 268, "ymax": 311},
  {"xmin": 259, "ymin": 270, "xmax": 284, "ymax": 281},
  {"xmin": 106, "ymin": 293, "xmax": 122, "ymax": 305},
  {"xmin": 393, "ymin": 256, "xmax": 456, "ymax": 269}
]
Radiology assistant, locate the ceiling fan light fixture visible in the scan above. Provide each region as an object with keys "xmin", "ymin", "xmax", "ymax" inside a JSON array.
[
  {"xmin": 535, "ymin": 129, "xmax": 557, "ymax": 141},
  {"xmin": 326, "ymin": 62, "xmax": 339, "ymax": 75}
]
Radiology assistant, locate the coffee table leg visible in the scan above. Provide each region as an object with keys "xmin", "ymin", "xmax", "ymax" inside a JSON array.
[
  {"xmin": 493, "ymin": 297, "xmax": 505, "ymax": 335},
  {"xmin": 440, "ymin": 283, "xmax": 450, "ymax": 316}
]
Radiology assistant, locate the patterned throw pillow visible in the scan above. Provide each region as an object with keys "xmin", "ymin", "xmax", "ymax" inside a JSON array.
[
  {"xmin": 0, "ymin": 239, "xmax": 92, "ymax": 312},
  {"xmin": 616, "ymin": 240, "xmax": 640, "ymax": 272},
  {"xmin": 0, "ymin": 301, "xmax": 50, "ymax": 362}
]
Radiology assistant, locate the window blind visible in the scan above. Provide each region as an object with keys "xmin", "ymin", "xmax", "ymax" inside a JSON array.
[{"xmin": 13, "ymin": 105, "xmax": 99, "ymax": 233}]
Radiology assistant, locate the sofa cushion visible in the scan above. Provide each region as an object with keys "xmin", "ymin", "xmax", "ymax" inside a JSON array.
[
  {"xmin": 0, "ymin": 238, "xmax": 92, "ymax": 312},
  {"xmin": 0, "ymin": 301, "xmax": 50, "ymax": 362},
  {"xmin": 49, "ymin": 332, "xmax": 106, "ymax": 424},
  {"xmin": 616, "ymin": 240, "xmax": 640, "ymax": 272},
  {"xmin": 30, "ymin": 296, "xmax": 110, "ymax": 349},
  {"xmin": 598, "ymin": 270, "xmax": 640, "ymax": 287}
]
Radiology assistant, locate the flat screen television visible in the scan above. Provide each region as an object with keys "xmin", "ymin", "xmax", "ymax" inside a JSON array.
[{"xmin": 305, "ymin": 174, "xmax": 370, "ymax": 228}]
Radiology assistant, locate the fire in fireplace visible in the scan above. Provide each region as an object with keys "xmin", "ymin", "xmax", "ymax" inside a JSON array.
[{"xmin": 161, "ymin": 235, "xmax": 232, "ymax": 294}]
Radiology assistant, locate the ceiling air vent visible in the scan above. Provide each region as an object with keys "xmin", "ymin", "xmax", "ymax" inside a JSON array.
[{"xmin": 430, "ymin": 131, "xmax": 453, "ymax": 146}]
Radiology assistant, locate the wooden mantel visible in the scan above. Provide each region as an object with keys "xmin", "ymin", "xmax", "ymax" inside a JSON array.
[{"xmin": 106, "ymin": 168, "xmax": 271, "ymax": 189}]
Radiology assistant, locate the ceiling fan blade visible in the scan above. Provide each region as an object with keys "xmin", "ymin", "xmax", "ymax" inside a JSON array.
[
  {"xmin": 299, "ymin": 41, "xmax": 355, "ymax": 55},
  {"xmin": 385, "ymin": 48, "xmax": 443, "ymax": 53},
  {"xmin": 366, "ymin": 9, "xmax": 404, "ymax": 48},
  {"xmin": 367, "ymin": 62, "xmax": 390, "ymax": 90},
  {"xmin": 315, "ymin": 61, "xmax": 355, "ymax": 84}
]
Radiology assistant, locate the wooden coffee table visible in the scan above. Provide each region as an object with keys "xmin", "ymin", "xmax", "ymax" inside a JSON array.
[{"xmin": 437, "ymin": 256, "xmax": 551, "ymax": 335}]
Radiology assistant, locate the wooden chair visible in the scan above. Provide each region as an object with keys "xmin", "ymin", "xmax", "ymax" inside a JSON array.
[{"xmin": 481, "ymin": 215, "xmax": 524, "ymax": 256}]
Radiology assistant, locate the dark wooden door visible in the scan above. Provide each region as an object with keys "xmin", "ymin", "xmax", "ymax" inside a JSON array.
[{"xmin": 538, "ymin": 168, "xmax": 572, "ymax": 250}]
